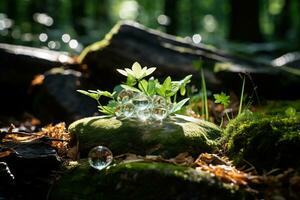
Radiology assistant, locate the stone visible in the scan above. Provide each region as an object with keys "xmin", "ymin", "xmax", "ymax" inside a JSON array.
[
  {"xmin": 49, "ymin": 161, "xmax": 247, "ymax": 200},
  {"xmin": 68, "ymin": 115, "xmax": 222, "ymax": 158},
  {"xmin": 31, "ymin": 68, "xmax": 98, "ymax": 124},
  {"xmin": 0, "ymin": 43, "xmax": 75, "ymax": 114},
  {"xmin": 224, "ymin": 111, "xmax": 300, "ymax": 171}
]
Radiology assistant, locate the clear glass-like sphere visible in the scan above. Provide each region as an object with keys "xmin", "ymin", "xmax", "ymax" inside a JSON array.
[
  {"xmin": 132, "ymin": 93, "xmax": 151, "ymax": 111},
  {"xmin": 152, "ymin": 95, "xmax": 166, "ymax": 108},
  {"xmin": 136, "ymin": 107, "xmax": 152, "ymax": 121},
  {"xmin": 152, "ymin": 107, "xmax": 168, "ymax": 121},
  {"xmin": 122, "ymin": 102, "xmax": 135, "ymax": 118},
  {"xmin": 117, "ymin": 90, "xmax": 135, "ymax": 103},
  {"xmin": 88, "ymin": 146, "xmax": 113, "ymax": 171}
]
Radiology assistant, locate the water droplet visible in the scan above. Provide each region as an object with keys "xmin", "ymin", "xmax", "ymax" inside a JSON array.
[
  {"xmin": 136, "ymin": 108, "xmax": 152, "ymax": 121},
  {"xmin": 122, "ymin": 102, "xmax": 135, "ymax": 118},
  {"xmin": 132, "ymin": 93, "xmax": 151, "ymax": 110},
  {"xmin": 117, "ymin": 90, "xmax": 135, "ymax": 103},
  {"xmin": 152, "ymin": 95, "xmax": 166, "ymax": 107},
  {"xmin": 152, "ymin": 107, "xmax": 168, "ymax": 121},
  {"xmin": 88, "ymin": 146, "xmax": 113, "ymax": 171},
  {"xmin": 115, "ymin": 105, "xmax": 123, "ymax": 117}
]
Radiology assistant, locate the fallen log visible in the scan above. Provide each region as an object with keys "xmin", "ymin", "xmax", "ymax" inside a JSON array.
[
  {"xmin": 0, "ymin": 43, "xmax": 77, "ymax": 114},
  {"xmin": 79, "ymin": 21, "xmax": 300, "ymax": 99}
]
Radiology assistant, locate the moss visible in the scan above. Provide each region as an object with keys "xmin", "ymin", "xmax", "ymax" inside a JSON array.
[
  {"xmin": 256, "ymin": 100, "xmax": 300, "ymax": 115},
  {"xmin": 224, "ymin": 111, "xmax": 300, "ymax": 171},
  {"xmin": 68, "ymin": 115, "xmax": 221, "ymax": 158},
  {"xmin": 50, "ymin": 161, "xmax": 247, "ymax": 200},
  {"xmin": 78, "ymin": 22, "xmax": 122, "ymax": 62}
]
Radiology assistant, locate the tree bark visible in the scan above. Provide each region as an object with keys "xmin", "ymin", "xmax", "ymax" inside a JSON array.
[
  {"xmin": 229, "ymin": 0, "xmax": 262, "ymax": 42},
  {"xmin": 164, "ymin": 0, "xmax": 179, "ymax": 35}
]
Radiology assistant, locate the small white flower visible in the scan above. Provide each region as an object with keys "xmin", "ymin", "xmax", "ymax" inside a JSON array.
[{"xmin": 117, "ymin": 62, "xmax": 156, "ymax": 80}]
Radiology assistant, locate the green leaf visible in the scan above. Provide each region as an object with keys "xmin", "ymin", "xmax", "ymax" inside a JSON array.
[
  {"xmin": 147, "ymin": 78, "xmax": 157, "ymax": 96},
  {"xmin": 96, "ymin": 90, "xmax": 115, "ymax": 98},
  {"xmin": 163, "ymin": 76, "xmax": 172, "ymax": 90},
  {"xmin": 98, "ymin": 105, "xmax": 115, "ymax": 115},
  {"xmin": 180, "ymin": 86, "xmax": 186, "ymax": 96},
  {"xmin": 138, "ymin": 79, "xmax": 148, "ymax": 94},
  {"xmin": 126, "ymin": 74, "xmax": 137, "ymax": 86},
  {"xmin": 192, "ymin": 60, "xmax": 202, "ymax": 71},
  {"xmin": 77, "ymin": 90, "xmax": 100, "ymax": 100},
  {"xmin": 170, "ymin": 98, "xmax": 190, "ymax": 113},
  {"xmin": 120, "ymin": 84, "xmax": 141, "ymax": 93},
  {"xmin": 285, "ymin": 107, "xmax": 296, "ymax": 116},
  {"xmin": 214, "ymin": 92, "xmax": 230, "ymax": 108}
]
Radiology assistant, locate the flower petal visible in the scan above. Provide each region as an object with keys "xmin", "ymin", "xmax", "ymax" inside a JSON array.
[
  {"xmin": 145, "ymin": 67, "xmax": 156, "ymax": 76},
  {"xmin": 116, "ymin": 69, "xmax": 128, "ymax": 76},
  {"xmin": 125, "ymin": 68, "xmax": 135, "ymax": 77}
]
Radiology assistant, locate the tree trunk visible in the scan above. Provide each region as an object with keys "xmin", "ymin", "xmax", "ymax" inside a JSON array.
[
  {"xmin": 274, "ymin": 0, "xmax": 291, "ymax": 39},
  {"xmin": 229, "ymin": 0, "xmax": 262, "ymax": 42},
  {"xmin": 164, "ymin": 0, "xmax": 179, "ymax": 34}
]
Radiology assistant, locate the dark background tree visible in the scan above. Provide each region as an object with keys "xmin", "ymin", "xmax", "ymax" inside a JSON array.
[
  {"xmin": 0, "ymin": 0, "xmax": 299, "ymax": 54},
  {"xmin": 229, "ymin": 0, "xmax": 262, "ymax": 42}
]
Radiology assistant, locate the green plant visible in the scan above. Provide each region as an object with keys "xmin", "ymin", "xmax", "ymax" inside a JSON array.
[
  {"xmin": 213, "ymin": 92, "xmax": 231, "ymax": 126},
  {"xmin": 78, "ymin": 62, "xmax": 192, "ymax": 121},
  {"xmin": 193, "ymin": 60, "xmax": 209, "ymax": 121},
  {"xmin": 238, "ymin": 75, "xmax": 246, "ymax": 116}
]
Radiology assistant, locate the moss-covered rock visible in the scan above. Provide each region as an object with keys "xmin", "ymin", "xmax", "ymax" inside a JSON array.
[
  {"xmin": 68, "ymin": 115, "xmax": 221, "ymax": 158},
  {"xmin": 50, "ymin": 161, "xmax": 247, "ymax": 200},
  {"xmin": 224, "ymin": 111, "xmax": 300, "ymax": 171}
]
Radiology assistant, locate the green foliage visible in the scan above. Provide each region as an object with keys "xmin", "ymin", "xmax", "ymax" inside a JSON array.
[
  {"xmin": 224, "ymin": 112, "xmax": 300, "ymax": 171},
  {"xmin": 213, "ymin": 92, "xmax": 230, "ymax": 108},
  {"xmin": 238, "ymin": 75, "xmax": 246, "ymax": 116},
  {"xmin": 78, "ymin": 62, "xmax": 192, "ymax": 119},
  {"xmin": 77, "ymin": 90, "xmax": 116, "ymax": 115},
  {"xmin": 193, "ymin": 60, "xmax": 209, "ymax": 121},
  {"xmin": 285, "ymin": 107, "xmax": 296, "ymax": 117}
]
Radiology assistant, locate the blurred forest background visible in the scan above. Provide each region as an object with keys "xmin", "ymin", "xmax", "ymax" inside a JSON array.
[{"xmin": 1, "ymin": 0, "xmax": 300, "ymax": 57}]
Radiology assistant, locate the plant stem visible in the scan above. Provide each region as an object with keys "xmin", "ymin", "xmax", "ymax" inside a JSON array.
[
  {"xmin": 225, "ymin": 112, "xmax": 231, "ymax": 121},
  {"xmin": 173, "ymin": 93, "xmax": 177, "ymax": 103},
  {"xmin": 201, "ymin": 68, "xmax": 209, "ymax": 120},
  {"xmin": 219, "ymin": 116, "xmax": 224, "ymax": 127},
  {"xmin": 238, "ymin": 76, "xmax": 246, "ymax": 115}
]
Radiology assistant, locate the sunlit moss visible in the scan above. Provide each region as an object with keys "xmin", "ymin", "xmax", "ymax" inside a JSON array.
[
  {"xmin": 68, "ymin": 115, "xmax": 221, "ymax": 158},
  {"xmin": 224, "ymin": 111, "xmax": 300, "ymax": 171},
  {"xmin": 78, "ymin": 22, "xmax": 122, "ymax": 62}
]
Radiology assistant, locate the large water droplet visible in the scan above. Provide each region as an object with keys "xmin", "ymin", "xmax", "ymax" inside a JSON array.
[
  {"xmin": 117, "ymin": 90, "xmax": 135, "ymax": 103},
  {"xmin": 152, "ymin": 107, "xmax": 168, "ymax": 121},
  {"xmin": 88, "ymin": 146, "xmax": 113, "ymax": 171},
  {"xmin": 136, "ymin": 107, "xmax": 152, "ymax": 121},
  {"xmin": 122, "ymin": 102, "xmax": 135, "ymax": 118},
  {"xmin": 132, "ymin": 93, "xmax": 151, "ymax": 110}
]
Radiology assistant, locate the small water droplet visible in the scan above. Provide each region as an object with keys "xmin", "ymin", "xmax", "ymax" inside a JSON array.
[
  {"xmin": 152, "ymin": 107, "xmax": 168, "ymax": 121},
  {"xmin": 117, "ymin": 90, "xmax": 135, "ymax": 103},
  {"xmin": 88, "ymin": 146, "xmax": 113, "ymax": 171},
  {"xmin": 132, "ymin": 93, "xmax": 151, "ymax": 110},
  {"xmin": 122, "ymin": 102, "xmax": 135, "ymax": 118},
  {"xmin": 152, "ymin": 95, "xmax": 166, "ymax": 107},
  {"xmin": 115, "ymin": 105, "xmax": 123, "ymax": 117}
]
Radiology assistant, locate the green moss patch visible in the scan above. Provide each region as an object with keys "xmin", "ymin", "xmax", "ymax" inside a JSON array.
[
  {"xmin": 50, "ymin": 161, "xmax": 247, "ymax": 200},
  {"xmin": 68, "ymin": 115, "xmax": 221, "ymax": 158},
  {"xmin": 224, "ymin": 111, "xmax": 300, "ymax": 171}
]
